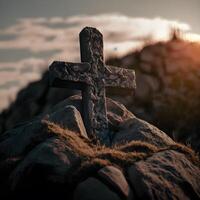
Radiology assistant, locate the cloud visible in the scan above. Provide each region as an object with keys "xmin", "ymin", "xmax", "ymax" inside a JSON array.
[
  {"xmin": 0, "ymin": 13, "xmax": 198, "ymax": 110},
  {"xmin": 0, "ymin": 14, "xmax": 192, "ymax": 58}
]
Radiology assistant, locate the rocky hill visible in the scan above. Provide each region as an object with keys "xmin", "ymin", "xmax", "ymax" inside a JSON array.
[
  {"xmin": 0, "ymin": 96, "xmax": 199, "ymax": 199},
  {"xmin": 1, "ymin": 36, "xmax": 200, "ymax": 153},
  {"xmin": 1, "ymin": 35, "xmax": 200, "ymax": 199}
]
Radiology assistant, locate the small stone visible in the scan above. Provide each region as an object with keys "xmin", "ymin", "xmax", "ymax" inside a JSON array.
[
  {"xmin": 74, "ymin": 177, "xmax": 121, "ymax": 200},
  {"xmin": 98, "ymin": 165, "xmax": 133, "ymax": 199},
  {"xmin": 46, "ymin": 105, "xmax": 88, "ymax": 139}
]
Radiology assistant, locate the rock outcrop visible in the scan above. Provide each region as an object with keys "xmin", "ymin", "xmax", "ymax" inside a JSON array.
[
  {"xmin": 0, "ymin": 95, "xmax": 199, "ymax": 199},
  {"xmin": 108, "ymin": 38, "xmax": 200, "ymax": 153}
]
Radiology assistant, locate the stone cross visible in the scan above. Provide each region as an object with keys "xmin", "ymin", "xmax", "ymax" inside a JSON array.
[{"xmin": 49, "ymin": 27, "xmax": 136, "ymax": 144}]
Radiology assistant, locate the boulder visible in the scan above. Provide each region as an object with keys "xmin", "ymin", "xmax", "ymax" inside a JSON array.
[
  {"xmin": 46, "ymin": 96, "xmax": 174, "ymax": 149},
  {"xmin": 113, "ymin": 117, "xmax": 175, "ymax": 147},
  {"xmin": 47, "ymin": 105, "xmax": 88, "ymax": 139},
  {"xmin": 9, "ymin": 137, "xmax": 80, "ymax": 190},
  {"xmin": 0, "ymin": 95, "xmax": 199, "ymax": 200},
  {"xmin": 98, "ymin": 165, "xmax": 133, "ymax": 199},
  {"xmin": 47, "ymin": 95, "xmax": 135, "ymax": 129},
  {"xmin": 0, "ymin": 105, "xmax": 88, "ymax": 159},
  {"xmin": 128, "ymin": 150, "xmax": 200, "ymax": 200}
]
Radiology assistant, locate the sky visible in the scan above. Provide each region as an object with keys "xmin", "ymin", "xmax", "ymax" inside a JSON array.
[
  {"xmin": 0, "ymin": 0, "xmax": 200, "ymax": 32},
  {"xmin": 0, "ymin": 0, "xmax": 199, "ymax": 110}
]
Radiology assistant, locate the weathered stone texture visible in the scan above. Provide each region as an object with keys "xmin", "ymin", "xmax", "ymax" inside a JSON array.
[{"xmin": 49, "ymin": 27, "xmax": 135, "ymax": 144}]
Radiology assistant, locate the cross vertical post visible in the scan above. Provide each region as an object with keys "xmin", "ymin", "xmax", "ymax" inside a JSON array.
[{"xmin": 79, "ymin": 27, "xmax": 109, "ymax": 143}]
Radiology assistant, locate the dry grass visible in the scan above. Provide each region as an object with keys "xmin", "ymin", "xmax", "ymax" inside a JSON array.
[
  {"xmin": 1, "ymin": 120, "xmax": 199, "ymax": 199},
  {"xmin": 44, "ymin": 121, "xmax": 200, "ymax": 186},
  {"xmin": 44, "ymin": 120, "xmax": 94, "ymax": 157},
  {"xmin": 161, "ymin": 143, "xmax": 200, "ymax": 167},
  {"xmin": 116, "ymin": 140, "xmax": 159, "ymax": 153}
]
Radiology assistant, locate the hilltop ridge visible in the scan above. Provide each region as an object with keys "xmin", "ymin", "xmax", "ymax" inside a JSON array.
[
  {"xmin": 0, "ymin": 95, "xmax": 199, "ymax": 199},
  {"xmin": 1, "ymin": 37, "xmax": 200, "ymax": 152}
]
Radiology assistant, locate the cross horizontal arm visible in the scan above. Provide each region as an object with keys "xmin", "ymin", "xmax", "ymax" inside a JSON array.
[
  {"xmin": 49, "ymin": 61, "xmax": 92, "ymax": 88},
  {"xmin": 104, "ymin": 65, "xmax": 136, "ymax": 89}
]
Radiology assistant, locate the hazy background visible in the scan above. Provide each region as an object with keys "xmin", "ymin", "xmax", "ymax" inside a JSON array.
[{"xmin": 0, "ymin": 0, "xmax": 200, "ymax": 110}]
